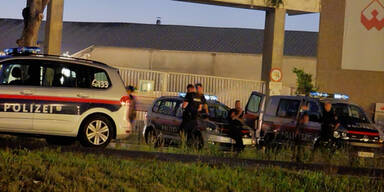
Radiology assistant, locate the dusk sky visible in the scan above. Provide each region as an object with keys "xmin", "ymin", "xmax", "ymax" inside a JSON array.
[{"xmin": 1, "ymin": 0, "xmax": 320, "ymax": 31}]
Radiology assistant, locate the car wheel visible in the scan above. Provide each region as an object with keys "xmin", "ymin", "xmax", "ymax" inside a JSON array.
[
  {"xmin": 46, "ymin": 136, "xmax": 76, "ymax": 146},
  {"xmin": 145, "ymin": 128, "xmax": 157, "ymax": 145},
  {"xmin": 79, "ymin": 115, "xmax": 114, "ymax": 148}
]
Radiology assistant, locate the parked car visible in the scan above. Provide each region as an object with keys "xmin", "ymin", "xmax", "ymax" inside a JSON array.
[
  {"xmin": 143, "ymin": 96, "xmax": 254, "ymax": 149},
  {"xmin": 244, "ymin": 91, "xmax": 384, "ymax": 157},
  {"xmin": 0, "ymin": 47, "xmax": 132, "ymax": 147}
]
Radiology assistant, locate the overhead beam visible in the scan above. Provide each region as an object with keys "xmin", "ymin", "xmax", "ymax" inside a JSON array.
[{"xmin": 175, "ymin": 0, "xmax": 321, "ymax": 13}]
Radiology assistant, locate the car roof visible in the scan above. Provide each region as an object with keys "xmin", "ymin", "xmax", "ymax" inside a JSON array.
[
  {"xmin": 269, "ymin": 95, "xmax": 315, "ymax": 100},
  {"xmin": 156, "ymin": 96, "xmax": 226, "ymax": 105},
  {"xmin": 319, "ymin": 98, "xmax": 353, "ymax": 105},
  {"xmin": 0, "ymin": 54, "xmax": 114, "ymax": 70}
]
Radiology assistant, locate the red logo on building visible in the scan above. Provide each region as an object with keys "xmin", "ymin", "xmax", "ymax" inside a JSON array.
[{"xmin": 361, "ymin": 0, "xmax": 384, "ymax": 30}]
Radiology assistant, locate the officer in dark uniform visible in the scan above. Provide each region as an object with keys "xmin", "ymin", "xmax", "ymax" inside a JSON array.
[
  {"xmin": 195, "ymin": 83, "xmax": 208, "ymax": 117},
  {"xmin": 228, "ymin": 100, "xmax": 246, "ymax": 152},
  {"xmin": 180, "ymin": 84, "xmax": 200, "ymax": 144},
  {"xmin": 312, "ymin": 101, "xmax": 340, "ymax": 155},
  {"xmin": 320, "ymin": 102, "xmax": 339, "ymax": 142}
]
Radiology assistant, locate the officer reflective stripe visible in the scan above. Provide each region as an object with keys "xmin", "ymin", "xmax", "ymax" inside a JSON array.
[{"xmin": 0, "ymin": 94, "xmax": 120, "ymax": 105}]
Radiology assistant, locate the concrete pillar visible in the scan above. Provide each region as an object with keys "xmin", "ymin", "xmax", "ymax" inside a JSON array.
[
  {"xmin": 261, "ymin": 8, "xmax": 286, "ymax": 95},
  {"xmin": 44, "ymin": 0, "xmax": 64, "ymax": 55}
]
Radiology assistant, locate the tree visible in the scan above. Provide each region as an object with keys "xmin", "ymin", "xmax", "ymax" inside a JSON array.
[
  {"xmin": 292, "ymin": 67, "xmax": 316, "ymax": 96},
  {"xmin": 17, "ymin": 0, "xmax": 50, "ymax": 47}
]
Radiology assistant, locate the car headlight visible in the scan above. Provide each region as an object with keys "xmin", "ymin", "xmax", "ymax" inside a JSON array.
[
  {"xmin": 333, "ymin": 131, "xmax": 340, "ymax": 138},
  {"xmin": 341, "ymin": 132, "xmax": 347, "ymax": 137}
]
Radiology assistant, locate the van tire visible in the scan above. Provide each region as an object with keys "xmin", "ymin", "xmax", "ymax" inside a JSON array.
[{"xmin": 79, "ymin": 115, "xmax": 114, "ymax": 148}]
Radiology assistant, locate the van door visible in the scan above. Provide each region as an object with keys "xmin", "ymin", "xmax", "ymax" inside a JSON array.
[
  {"xmin": 0, "ymin": 59, "xmax": 36, "ymax": 132},
  {"xmin": 304, "ymin": 100, "xmax": 322, "ymax": 141},
  {"xmin": 244, "ymin": 91, "xmax": 265, "ymax": 137},
  {"xmin": 32, "ymin": 61, "xmax": 99, "ymax": 134}
]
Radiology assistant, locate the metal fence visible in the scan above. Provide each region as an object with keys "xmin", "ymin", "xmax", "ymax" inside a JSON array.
[
  {"xmin": 118, "ymin": 67, "xmax": 265, "ymax": 137},
  {"xmin": 118, "ymin": 67, "xmax": 265, "ymax": 108}
]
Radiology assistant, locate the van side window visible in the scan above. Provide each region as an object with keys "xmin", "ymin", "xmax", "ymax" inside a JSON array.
[
  {"xmin": 39, "ymin": 62, "xmax": 111, "ymax": 89},
  {"xmin": 0, "ymin": 62, "xmax": 40, "ymax": 86},
  {"xmin": 247, "ymin": 94, "xmax": 262, "ymax": 113},
  {"xmin": 277, "ymin": 99, "xmax": 300, "ymax": 118},
  {"xmin": 91, "ymin": 70, "xmax": 110, "ymax": 89}
]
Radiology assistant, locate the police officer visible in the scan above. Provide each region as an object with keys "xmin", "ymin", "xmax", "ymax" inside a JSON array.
[
  {"xmin": 180, "ymin": 84, "xmax": 200, "ymax": 145},
  {"xmin": 228, "ymin": 100, "xmax": 246, "ymax": 152},
  {"xmin": 320, "ymin": 102, "xmax": 339, "ymax": 142},
  {"xmin": 195, "ymin": 83, "xmax": 208, "ymax": 116},
  {"xmin": 312, "ymin": 101, "xmax": 340, "ymax": 157}
]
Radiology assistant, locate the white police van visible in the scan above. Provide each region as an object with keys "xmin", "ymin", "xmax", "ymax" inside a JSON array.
[{"xmin": 0, "ymin": 47, "xmax": 132, "ymax": 147}]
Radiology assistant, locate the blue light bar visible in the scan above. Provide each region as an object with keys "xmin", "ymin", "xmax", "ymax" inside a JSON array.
[
  {"xmin": 4, "ymin": 47, "xmax": 41, "ymax": 55},
  {"xmin": 310, "ymin": 91, "xmax": 349, "ymax": 100},
  {"xmin": 178, "ymin": 92, "xmax": 218, "ymax": 101}
]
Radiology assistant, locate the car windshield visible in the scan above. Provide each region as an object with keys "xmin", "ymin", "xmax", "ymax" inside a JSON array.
[
  {"xmin": 208, "ymin": 102, "xmax": 230, "ymax": 120},
  {"xmin": 332, "ymin": 103, "xmax": 369, "ymax": 123}
]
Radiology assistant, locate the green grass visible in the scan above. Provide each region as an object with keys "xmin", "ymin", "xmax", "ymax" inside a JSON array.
[
  {"xmin": 115, "ymin": 134, "xmax": 384, "ymax": 169},
  {"xmin": 1, "ymin": 146, "xmax": 384, "ymax": 192}
]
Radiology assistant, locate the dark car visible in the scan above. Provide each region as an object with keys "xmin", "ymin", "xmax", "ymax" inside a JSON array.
[
  {"xmin": 244, "ymin": 92, "xmax": 383, "ymax": 157},
  {"xmin": 143, "ymin": 96, "xmax": 254, "ymax": 149},
  {"xmin": 320, "ymin": 100, "xmax": 383, "ymax": 157}
]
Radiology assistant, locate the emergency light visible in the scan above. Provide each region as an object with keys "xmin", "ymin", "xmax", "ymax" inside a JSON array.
[
  {"xmin": 178, "ymin": 92, "xmax": 218, "ymax": 101},
  {"xmin": 310, "ymin": 91, "xmax": 349, "ymax": 100},
  {"xmin": 4, "ymin": 47, "xmax": 41, "ymax": 56}
]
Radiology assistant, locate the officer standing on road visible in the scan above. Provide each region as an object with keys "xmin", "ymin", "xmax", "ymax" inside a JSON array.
[
  {"xmin": 312, "ymin": 101, "xmax": 340, "ymax": 156},
  {"xmin": 126, "ymin": 85, "xmax": 137, "ymax": 128},
  {"xmin": 320, "ymin": 102, "xmax": 340, "ymax": 142},
  {"xmin": 180, "ymin": 84, "xmax": 200, "ymax": 144}
]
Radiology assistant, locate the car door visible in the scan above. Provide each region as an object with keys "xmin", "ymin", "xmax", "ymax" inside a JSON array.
[
  {"xmin": 32, "ymin": 60, "xmax": 96, "ymax": 134},
  {"xmin": 272, "ymin": 98, "xmax": 302, "ymax": 141},
  {"xmin": 0, "ymin": 59, "xmax": 36, "ymax": 131},
  {"xmin": 152, "ymin": 99, "xmax": 180, "ymax": 137},
  {"xmin": 244, "ymin": 91, "xmax": 265, "ymax": 137},
  {"xmin": 303, "ymin": 100, "xmax": 322, "ymax": 142}
]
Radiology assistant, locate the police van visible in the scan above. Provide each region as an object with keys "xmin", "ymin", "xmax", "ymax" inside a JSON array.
[{"xmin": 0, "ymin": 47, "xmax": 132, "ymax": 147}]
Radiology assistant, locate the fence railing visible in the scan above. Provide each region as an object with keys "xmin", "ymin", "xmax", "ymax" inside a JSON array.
[
  {"xmin": 118, "ymin": 67, "xmax": 265, "ymax": 137},
  {"xmin": 118, "ymin": 67, "xmax": 265, "ymax": 109}
]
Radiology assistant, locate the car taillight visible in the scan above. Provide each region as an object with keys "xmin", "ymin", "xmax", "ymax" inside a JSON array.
[{"xmin": 120, "ymin": 96, "xmax": 130, "ymax": 105}]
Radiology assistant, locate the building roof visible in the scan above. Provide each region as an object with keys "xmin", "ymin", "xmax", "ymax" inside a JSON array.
[{"xmin": 0, "ymin": 18, "xmax": 317, "ymax": 57}]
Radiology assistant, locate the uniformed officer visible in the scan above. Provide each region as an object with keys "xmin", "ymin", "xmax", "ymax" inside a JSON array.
[
  {"xmin": 195, "ymin": 83, "xmax": 208, "ymax": 116},
  {"xmin": 228, "ymin": 100, "xmax": 246, "ymax": 152},
  {"xmin": 180, "ymin": 84, "xmax": 200, "ymax": 144}
]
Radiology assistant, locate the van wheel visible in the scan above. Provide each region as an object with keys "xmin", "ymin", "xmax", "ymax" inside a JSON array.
[
  {"xmin": 79, "ymin": 115, "xmax": 114, "ymax": 148},
  {"xmin": 46, "ymin": 136, "xmax": 76, "ymax": 146}
]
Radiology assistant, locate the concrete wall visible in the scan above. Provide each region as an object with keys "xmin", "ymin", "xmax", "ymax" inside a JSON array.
[
  {"xmin": 318, "ymin": 0, "xmax": 384, "ymax": 117},
  {"xmin": 75, "ymin": 46, "xmax": 317, "ymax": 94}
]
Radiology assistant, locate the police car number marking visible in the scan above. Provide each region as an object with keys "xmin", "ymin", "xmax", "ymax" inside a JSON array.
[
  {"xmin": 3, "ymin": 103, "xmax": 63, "ymax": 114},
  {"xmin": 92, "ymin": 79, "xmax": 109, "ymax": 88}
]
